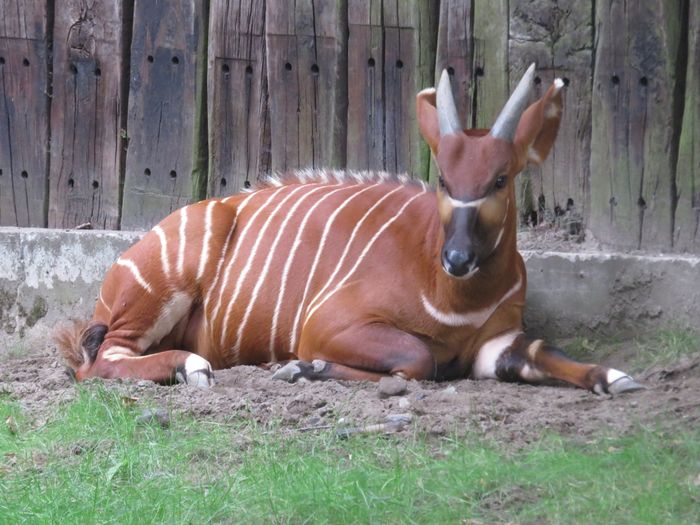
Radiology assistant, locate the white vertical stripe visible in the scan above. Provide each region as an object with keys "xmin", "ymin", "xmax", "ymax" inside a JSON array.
[
  {"xmin": 116, "ymin": 258, "xmax": 153, "ymax": 294},
  {"xmin": 234, "ymin": 185, "xmax": 328, "ymax": 359},
  {"xmin": 210, "ymin": 185, "xmax": 289, "ymax": 328},
  {"xmin": 279, "ymin": 184, "xmax": 377, "ymax": 356},
  {"xmin": 177, "ymin": 207, "xmax": 188, "ymax": 277},
  {"xmin": 221, "ymin": 184, "xmax": 315, "ymax": 353},
  {"xmin": 270, "ymin": 184, "xmax": 350, "ymax": 356},
  {"xmin": 99, "ymin": 289, "xmax": 112, "ymax": 314},
  {"xmin": 204, "ymin": 192, "xmax": 257, "ymax": 311},
  {"xmin": 306, "ymin": 185, "xmax": 404, "ymax": 315},
  {"xmin": 197, "ymin": 201, "xmax": 217, "ymax": 281},
  {"xmin": 153, "ymin": 225, "xmax": 171, "ymax": 280},
  {"xmin": 303, "ymin": 187, "xmax": 426, "ymax": 326}
]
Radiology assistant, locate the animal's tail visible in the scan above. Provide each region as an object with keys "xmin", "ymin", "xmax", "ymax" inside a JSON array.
[{"xmin": 54, "ymin": 320, "xmax": 108, "ymax": 374}]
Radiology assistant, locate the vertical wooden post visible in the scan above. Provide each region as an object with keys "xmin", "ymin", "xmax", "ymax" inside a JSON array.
[
  {"xmin": 431, "ymin": 0, "xmax": 473, "ymax": 183},
  {"xmin": 121, "ymin": 0, "xmax": 206, "ymax": 230},
  {"xmin": 472, "ymin": 0, "xmax": 508, "ymax": 130},
  {"xmin": 346, "ymin": 0, "xmax": 437, "ymax": 178},
  {"xmin": 0, "ymin": 0, "xmax": 50, "ymax": 227},
  {"xmin": 675, "ymin": 1, "xmax": 699, "ymax": 251},
  {"xmin": 266, "ymin": 0, "xmax": 347, "ymax": 173},
  {"xmin": 48, "ymin": 1, "xmax": 124, "ymax": 230},
  {"xmin": 590, "ymin": 0, "xmax": 684, "ymax": 250},
  {"xmin": 508, "ymin": 0, "xmax": 593, "ymax": 224},
  {"xmin": 207, "ymin": 0, "xmax": 269, "ymax": 197}
]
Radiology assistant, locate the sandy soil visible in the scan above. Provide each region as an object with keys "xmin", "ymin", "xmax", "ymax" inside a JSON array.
[{"xmin": 2, "ymin": 345, "xmax": 699, "ymax": 447}]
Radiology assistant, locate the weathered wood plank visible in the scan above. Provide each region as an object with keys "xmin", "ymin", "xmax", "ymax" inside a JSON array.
[
  {"xmin": 346, "ymin": 0, "xmax": 437, "ymax": 177},
  {"xmin": 0, "ymin": 0, "xmax": 49, "ymax": 227},
  {"xmin": 208, "ymin": 0, "xmax": 269, "ymax": 197},
  {"xmin": 590, "ymin": 0, "xmax": 683, "ymax": 250},
  {"xmin": 509, "ymin": 0, "xmax": 593, "ymax": 225},
  {"xmin": 48, "ymin": 1, "xmax": 124, "ymax": 229},
  {"xmin": 121, "ymin": 0, "xmax": 206, "ymax": 230},
  {"xmin": 430, "ymin": 0, "xmax": 472, "ymax": 183},
  {"xmin": 472, "ymin": 0, "xmax": 508, "ymax": 130},
  {"xmin": 265, "ymin": 0, "xmax": 347, "ymax": 172},
  {"xmin": 675, "ymin": 1, "xmax": 699, "ymax": 251}
]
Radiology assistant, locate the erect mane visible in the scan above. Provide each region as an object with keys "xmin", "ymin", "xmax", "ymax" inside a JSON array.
[{"xmin": 244, "ymin": 168, "xmax": 430, "ymax": 192}]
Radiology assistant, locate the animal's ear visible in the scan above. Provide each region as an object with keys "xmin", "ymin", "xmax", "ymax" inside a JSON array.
[
  {"xmin": 513, "ymin": 79, "xmax": 564, "ymax": 168},
  {"xmin": 416, "ymin": 88, "xmax": 440, "ymax": 155}
]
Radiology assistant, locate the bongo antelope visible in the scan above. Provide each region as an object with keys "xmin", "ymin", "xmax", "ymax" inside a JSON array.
[{"xmin": 57, "ymin": 64, "xmax": 643, "ymax": 395}]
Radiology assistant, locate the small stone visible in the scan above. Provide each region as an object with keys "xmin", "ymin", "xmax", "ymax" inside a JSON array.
[
  {"xmin": 443, "ymin": 385, "xmax": 457, "ymax": 395},
  {"xmin": 398, "ymin": 397, "xmax": 411, "ymax": 409},
  {"xmin": 378, "ymin": 376, "xmax": 408, "ymax": 398},
  {"xmin": 136, "ymin": 408, "xmax": 170, "ymax": 428}
]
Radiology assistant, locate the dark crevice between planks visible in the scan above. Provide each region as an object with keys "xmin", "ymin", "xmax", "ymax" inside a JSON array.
[
  {"xmin": 44, "ymin": 0, "xmax": 56, "ymax": 227},
  {"xmin": 192, "ymin": 0, "xmax": 209, "ymax": 201},
  {"xmin": 118, "ymin": 0, "xmax": 135, "ymax": 228},
  {"xmin": 669, "ymin": 0, "xmax": 690, "ymax": 249}
]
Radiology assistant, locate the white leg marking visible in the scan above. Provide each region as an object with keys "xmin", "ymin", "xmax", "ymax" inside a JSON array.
[
  {"xmin": 137, "ymin": 291, "xmax": 193, "ymax": 351},
  {"xmin": 520, "ymin": 363, "xmax": 546, "ymax": 381},
  {"xmin": 302, "ymin": 187, "xmax": 427, "ymax": 331},
  {"xmin": 269, "ymin": 184, "xmax": 349, "ymax": 356},
  {"xmin": 527, "ymin": 339, "xmax": 543, "ymax": 360},
  {"xmin": 288, "ymin": 184, "xmax": 379, "ymax": 352},
  {"xmin": 99, "ymin": 345, "xmax": 138, "ymax": 362},
  {"xmin": 196, "ymin": 201, "xmax": 217, "ymax": 282},
  {"xmin": 225, "ymin": 184, "xmax": 320, "ymax": 354},
  {"xmin": 472, "ymin": 330, "xmax": 522, "ymax": 379},
  {"xmin": 210, "ymin": 186, "xmax": 289, "ymax": 331},
  {"xmin": 178, "ymin": 354, "xmax": 214, "ymax": 388},
  {"xmin": 153, "ymin": 225, "xmax": 172, "ymax": 280},
  {"xmin": 607, "ymin": 368, "xmax": 631, "ymax": 384},
  {"xmin": 306, "ymin": 185, "xmax": 404, "ymax": 315},
  {"xmin": 116, "ymin": 258, "xmax": 153, "ymax": 294},
  {"xmin": 420, "ymin": 275, "xmax": 522, "ymax": 328}
]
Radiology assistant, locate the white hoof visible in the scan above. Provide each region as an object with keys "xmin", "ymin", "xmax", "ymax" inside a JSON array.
[{"xmin": 176, "ymin": 354, "xmax": 215, "ymax": 388}]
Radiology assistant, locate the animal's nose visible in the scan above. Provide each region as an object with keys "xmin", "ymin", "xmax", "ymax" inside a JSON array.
[{"xmin": 442, "ymin": 249, "xmax": 475, "ymax": 277}]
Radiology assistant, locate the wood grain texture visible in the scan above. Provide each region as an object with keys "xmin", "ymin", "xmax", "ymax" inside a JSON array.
[
  {"xmin": 509, "ymin": 0, "xmax": 593, "ymax": 223},
  {"xmin": 207, "ymin": 0, "xmax": 269, "ymax": 197},
  {"xmin": 590, "ymin": 0, "xmax": 683, "ymax": 250},
  {"xmin": 121, "ymin": 0, "xmax": 205, "ymax": 230},
  {"xmin": 0, "ymin": 0, "xmax": 49, "ymax": 227},
  {"xmin": 675, "ymin": 1, "xmax": 699, "ymax": 251},
  {"xmin": 472, "ymin": 0, "xmax": 508, "ymax": 130},
  {"xmin": 430, "ymin": 0, "xmax": 471, "ymax": 183},
  {"xmin": 346, "ymin": 0, "xmax": 437, "ymax": 178},
  {"xmin": 48, "ymin": 0, "xmax": 124, "ymax": 229},
  {"xmin": 266, "ymin": 0, "xmax": 347, "ymax": 172}
]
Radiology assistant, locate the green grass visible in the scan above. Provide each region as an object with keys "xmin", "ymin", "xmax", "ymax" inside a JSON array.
[
  {"xmin": 564, "ymin": 328, "xmax": 700, "ymax": 373},
  {"xmin": 1, "ymin": 386, "xmax": 699, "ymax": 525}
]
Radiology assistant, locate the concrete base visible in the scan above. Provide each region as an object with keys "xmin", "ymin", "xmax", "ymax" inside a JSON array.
[{"xmin": 1, "ymin": 227, "xmax": 698, "ymax": 353}]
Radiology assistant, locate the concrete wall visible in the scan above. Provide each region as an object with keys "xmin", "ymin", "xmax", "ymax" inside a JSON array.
[{"xmin": 1, "ymin": 227, "xmax": 698, "ymax": 354}]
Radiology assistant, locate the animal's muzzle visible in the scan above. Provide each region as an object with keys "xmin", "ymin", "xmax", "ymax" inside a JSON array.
[{"xmin": 441, "ymin": 248, "xmax": 476, "ymax": 277}]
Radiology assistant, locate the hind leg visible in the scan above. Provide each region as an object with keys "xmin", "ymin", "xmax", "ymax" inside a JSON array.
[{"xmin": 473, "ymin": 331, "xmax": 644, "ymax": 395}]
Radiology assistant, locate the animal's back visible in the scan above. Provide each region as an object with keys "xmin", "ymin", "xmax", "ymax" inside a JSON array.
[{"xmin": 204, "ymin": 176, "xmax": 430, "ymax": 366}]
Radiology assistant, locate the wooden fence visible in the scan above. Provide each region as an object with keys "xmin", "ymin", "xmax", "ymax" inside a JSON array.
[{"xmin": 0, "ymin": 0, "xmax": 697, "ymax": 253}]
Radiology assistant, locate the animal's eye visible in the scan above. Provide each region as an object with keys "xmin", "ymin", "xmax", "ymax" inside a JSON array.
[
  {"xmin": 438, "ymin": 176, "xmax": 446, "ymax": 189},
  {"xmin": 494, "ymin": 175, "xmax": 507, "ymax": 189}
]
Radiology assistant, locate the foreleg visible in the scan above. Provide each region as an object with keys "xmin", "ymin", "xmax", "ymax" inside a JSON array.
[
  {"xmin": 272, "ymin": 323, "xmax": 435, "ymax": 382},
  {"xmin": 473, "ymin": 331, "xmax": 644, "ymax": 395}
]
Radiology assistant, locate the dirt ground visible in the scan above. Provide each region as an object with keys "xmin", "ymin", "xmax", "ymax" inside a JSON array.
[{"xmin": 2, "ymin": 342, "xmax": 699, "ymax": 447}]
